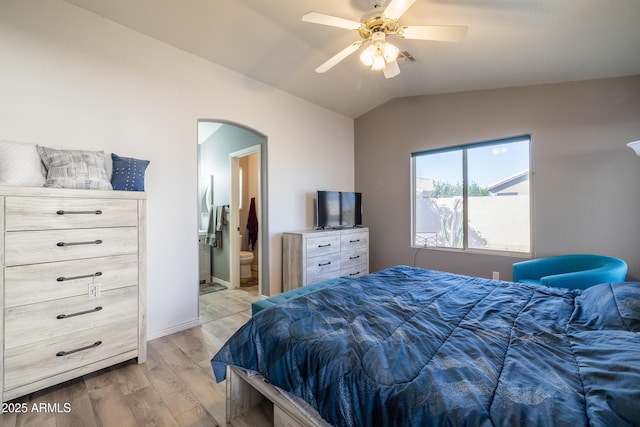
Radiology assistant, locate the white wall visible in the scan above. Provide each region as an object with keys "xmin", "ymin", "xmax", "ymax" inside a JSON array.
[{"xmin": 0, "ymin": 0, "xmax": 355, "ymax": 338}]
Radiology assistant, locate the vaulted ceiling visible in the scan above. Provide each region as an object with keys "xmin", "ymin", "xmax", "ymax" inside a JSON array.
[{"xmin": 63, "ymin": 0, "xmax": 640, "ymax": 118}]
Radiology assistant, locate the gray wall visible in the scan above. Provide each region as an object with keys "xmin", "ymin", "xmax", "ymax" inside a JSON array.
[{"xmin": 355, "ymin": 75, "xmax": 640, "ymax": 281}]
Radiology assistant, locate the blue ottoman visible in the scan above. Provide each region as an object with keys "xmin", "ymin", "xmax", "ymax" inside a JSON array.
[{"xmin": 252, "ymin": 277, "xmax": 348, "ymax": 315}]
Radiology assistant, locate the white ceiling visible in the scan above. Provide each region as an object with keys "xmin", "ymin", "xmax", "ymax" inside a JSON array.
[{"xmin": 62, "ymin": 0, "xmax": 640, "ymax": 118}]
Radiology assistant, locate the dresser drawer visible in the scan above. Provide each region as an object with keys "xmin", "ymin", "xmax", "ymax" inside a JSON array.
[
  {"xmin": 341, "ymin": 247, "xmax": 368, "ymax": 269},
  {"xmin": 306, "ymin": 271, "xmax": 339, "ymax": 286},
  {"xmin": 4, "ymin": 319, "xmax": 138, "ymax": 391},
  {"xmin": 4, "ymin": 254, "xmax": 139, "ymax": 307},
  {"xmin": 306, "ymin": 235, "xmax": 341, "ymax": 258},
  {"xmin": 4, "ymin": 286, "xmax": 138, "ymax": 349},
  {"xmin": 341, "ymin": 262, "xmax": 368, "ymax": 279},
  {"xmin": 5, "ymin": 197, "xmax": 138, "ymax": 231},
  {"xmin": 340, "ymin": 231, "xmax": 368, "ymax": 251},
  {"xmin": 306, "ymin": 253, "xmax": 341, "ymax": 280},
  {"xmin": 4, "ymin": 227, "xmax": 138, "ymax": 266}
]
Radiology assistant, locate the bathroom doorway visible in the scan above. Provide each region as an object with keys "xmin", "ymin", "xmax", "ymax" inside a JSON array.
[
  {"xmin": 230, "ymin": 145, "xmax": 261, "ymax": 291},
  {"xmin": 197, "ymin": 120, "xmax": 267, "ymax": 318}
]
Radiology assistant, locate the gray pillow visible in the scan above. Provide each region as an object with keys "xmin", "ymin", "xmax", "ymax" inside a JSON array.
[{"xmin": 37, "ymin": 145, "xmax": 112, "ymax": 190}]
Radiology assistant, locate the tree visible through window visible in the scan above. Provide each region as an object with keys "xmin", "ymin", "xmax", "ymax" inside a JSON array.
[{"xmin": 411, "ymin": 135, "xmax": 531, "ymax": 254}]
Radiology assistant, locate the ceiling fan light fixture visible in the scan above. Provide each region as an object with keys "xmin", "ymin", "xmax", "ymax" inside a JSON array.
[
  {"xmin": 382, "ymin": 42, "xmax": 399, "ymax": 63},
  {"xmin": 371, "ymin": 30, "xmax": 386, "ymax": 44},
  {"xmin": 360, "ymin": 45, "xmax": 377, "ymax": 67},
  {"xmin": 371, "ymin": 53, "xmax": 386, "ymax": 71},
  {"xmin": 360, "ymin": 31, "xmax": 398, "ymax": 71}
]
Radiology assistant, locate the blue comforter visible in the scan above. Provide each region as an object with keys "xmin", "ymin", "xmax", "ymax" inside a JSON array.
[{"xmin": 211, "ymin": 266, "xmax": 640, "ymax": 426}]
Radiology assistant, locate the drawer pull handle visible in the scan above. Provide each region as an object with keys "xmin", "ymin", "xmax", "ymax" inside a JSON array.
[
  {"xmin": 56, "ymin": 210, "xmax": 103, "ymax": 215},
  {"xmin": 349, "ymin": 239, "xmax": 361, "ymax": 243},
  {"xmin": 56, "ymin": 341, "xmax": 102, "ymax": 357},
  {"xmin": 57, "ymin": 306, "xmax": 103, "ymax": 319},
  {"xmin": 318, "ymin": 261, "xmax": 332, "ymax": 267},
  {"xmin": 57, "ymin": 240, "xmax": 103, "ymax": 247},
  {"xmin": 349, "ymin": 255, "xmax": 360, "ymax": 260},
  {"xmin": 318, "ymin": 243, "xmax": 332, "ymax": 248},
  {"xmin": 57, "ymin": 272, "xmax": 102, "ymax": 282},
  {"xmin": 349, "ymin": 271, "xmax": 360, "ymax": 276}
]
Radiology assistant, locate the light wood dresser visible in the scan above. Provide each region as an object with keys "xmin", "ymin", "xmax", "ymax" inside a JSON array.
[
  {"xmin": 0, "ymin": 186, "xmax": 146, "ymax": 403},
  {"xmin": 282, "ymin": 227, "xmax": 369, "ymax": 292}
]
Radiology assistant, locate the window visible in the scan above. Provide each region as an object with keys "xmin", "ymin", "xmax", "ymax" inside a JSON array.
[{"xmin": 411, "ymin": 135, "xmax": 531, "ymax": 254}]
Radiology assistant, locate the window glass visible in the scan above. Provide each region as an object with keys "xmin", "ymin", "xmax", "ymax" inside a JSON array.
[
  {"xmin": 414, "ymin": 150, "xmax": 463, "ymax": 248},
  {"xmin": 412, "ymin": 135, "xmax": 531, "ymax": 254},
  {"xmin": 467, "ymin": 140, "xmax": 530, "ymax": 252}
]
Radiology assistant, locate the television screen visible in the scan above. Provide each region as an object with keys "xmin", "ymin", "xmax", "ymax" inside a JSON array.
[
  {"xmin": 317, "ymin": 191, "xmax": 362, "ymax": 229},
  {"xmin": 340, "ymin": 192, "xmax": 362, "ymax": 226},
  {"xmin": 317, "ymin": 191, "xmax": 341, "ymax": 228}
]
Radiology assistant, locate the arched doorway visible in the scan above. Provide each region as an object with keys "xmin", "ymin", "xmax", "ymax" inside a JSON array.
[{"xmin": 197, "ymin": 120, "xmax": 268, "ymax": 314}]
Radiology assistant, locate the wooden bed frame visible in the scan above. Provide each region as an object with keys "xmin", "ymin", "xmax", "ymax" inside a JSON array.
[{"xmin": 226, "ymin": 366, "xmax": 331, "ymax": 427}]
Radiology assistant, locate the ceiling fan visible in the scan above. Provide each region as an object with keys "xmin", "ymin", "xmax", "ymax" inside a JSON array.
[{"xmin": 302, "ymin": 0, "xmax": 467, "ymax": 78}]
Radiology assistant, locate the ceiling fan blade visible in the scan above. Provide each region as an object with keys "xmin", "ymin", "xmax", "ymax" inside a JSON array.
[
  {"xmin": 302, "ymin": 12, "xmax": 362, "ymax": 30},
  {"xmin": 398, "ymin": 25, "xmax": 468, "ymax": 42},
  {"xmin": 315, "ymin": 41, "xmax": 363, "ymax": 73},
  {"xmin": 383, "ymin": 60, "xmax": 400, "ymax": 79},
  {"xmin": 383, "ymin": 0, "xmax": 417, "ymax": 20}
]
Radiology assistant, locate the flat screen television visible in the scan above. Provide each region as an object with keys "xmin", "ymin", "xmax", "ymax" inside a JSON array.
[{"xmin": 316, "ymin": 191, "xmax": 362, "ymax": 229}]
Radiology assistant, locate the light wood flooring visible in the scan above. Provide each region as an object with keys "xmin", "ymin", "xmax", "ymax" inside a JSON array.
[{"xmin": 0, "ymin": 285, "xmax": 260, "ymax": 427}]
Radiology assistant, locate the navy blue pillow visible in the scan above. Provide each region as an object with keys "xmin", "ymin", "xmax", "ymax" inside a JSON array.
[
  {"xmin": 111, "ymin": 153, "xmax": 150, "ymax": 191},
  {"xmin": 572, "ymin": 282, "xmax": 640, "ymax": 332}
]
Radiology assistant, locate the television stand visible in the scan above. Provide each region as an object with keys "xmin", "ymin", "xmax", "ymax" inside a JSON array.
[
  {"xmin": 315, "ymin": 225, "xmax": 363, "ymax": 231},
  {"xmin": 282, "ymin": 227, "xmax": 369, "ymax": 291}
]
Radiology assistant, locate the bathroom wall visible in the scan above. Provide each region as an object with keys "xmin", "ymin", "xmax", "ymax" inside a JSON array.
[
  {"xmin": 239, "ymin": 150, "xmax": 262, "ymax": 276},
  {"xmin": 239, "ymin": 153, "xmax": 259, "ymax": 253}
]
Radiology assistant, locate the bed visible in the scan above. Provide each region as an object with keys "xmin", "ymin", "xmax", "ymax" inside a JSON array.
[{"xmin": 211, "ymin": 265, "xmax": 640, "ymax": 426}]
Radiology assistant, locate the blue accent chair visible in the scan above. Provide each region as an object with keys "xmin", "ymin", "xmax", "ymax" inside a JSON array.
[{"xmin": 512, "ymin": 254, "xmax": 627, "ymax": 289}]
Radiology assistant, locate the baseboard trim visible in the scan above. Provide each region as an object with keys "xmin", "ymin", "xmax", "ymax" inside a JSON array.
[
  {"xmin": 211, "ymin": 275, "xmax": 231, "ymax": 288},
  {"xmin": 147, "ymin": 318, "xmax": 200, "ymax": 340}
]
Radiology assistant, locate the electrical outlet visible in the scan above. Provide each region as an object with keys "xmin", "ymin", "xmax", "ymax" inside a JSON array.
[
  {"xmin": 492, "ymin": 271, "xmax": 500, "ymax": 280},
  {"xmin": 88, "ymin": 283, "xmax": 101, "ymax": 299}
]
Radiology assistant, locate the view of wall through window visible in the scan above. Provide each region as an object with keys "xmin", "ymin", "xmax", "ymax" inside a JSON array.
[{"xmin": 411, "ymin": 135, "xmax": 531, "ymax": 254}]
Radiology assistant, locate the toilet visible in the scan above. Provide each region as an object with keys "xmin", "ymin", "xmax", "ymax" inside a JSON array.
[{"xmin": 238, "ymin": 235, "xmax": 254, "ymax": 279}]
